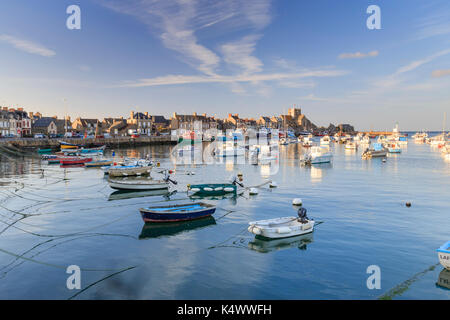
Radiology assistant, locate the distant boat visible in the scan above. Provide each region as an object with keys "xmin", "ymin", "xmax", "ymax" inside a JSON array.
[
  {"xmin": 139, "ymin": 202, "xmax": 216, "ymax": 223},
  {"xmin": 85, "ymin": 159, "xmax": 113, "ymax": 168},
  {"xmin": 59, "ymin": 156, "xmax": 92, "ymax": 165},
  {"xmin": 437, "ymin": 241, "xmax": 450, "ymax": 270},
  {"xmin": 345, "ymin": 141, "xmax": 357, "ymax": 150},
  {"xmin": 37, "ymin": 148, "xmax": 52, "ymax": 154},
  {"xmin": 384, "ymin": 142, "xmax": 401, "ymax": 153},
  {"xmin": 361, "ymin": 143, "xmax": 388, "ymax": 159},
  {"xmin": 320, "ymin": 135, "xmax": 331, "ymax": 145},
  {"xmin": 303, "ymin": 146, "xmax": 332, "ymax": 164}
]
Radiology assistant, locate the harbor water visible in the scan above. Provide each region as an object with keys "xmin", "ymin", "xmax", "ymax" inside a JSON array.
[{"xmin": 0, "ymin": 138, "xmax": 449, "ymax": 299}]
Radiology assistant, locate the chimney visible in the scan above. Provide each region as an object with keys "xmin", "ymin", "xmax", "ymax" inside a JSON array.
[
  {"xmin": 29, "ymin": 112, "xmax": 34, "ymax": 118},
  {"xmin": 193, "ymin": 112, "xmax": 197, "ymax": 116},
  {"xmin": 144, "ymin": 112, "xmax": 149, "ymax": 117},
  {"xmin": 53, "ymin": 115, "xmax": 58, "ymax": 119},
  {"xmin": 18, "ymin": 108, "xmax": 23, "ymax": 111},
  {"xmin": 202, "ymin": 113, "xmax": 206, "ymax": 117},
  {"xmin": 130, "ymin": 111, "xmax": 134, "ymax": 119},
  {"xmin": 228, "ymin": 113, "xmax": 232, "ymax": 117},
  {"xmin": 173, "ymin": 112, "xmax": 177, "ymax": 118}
]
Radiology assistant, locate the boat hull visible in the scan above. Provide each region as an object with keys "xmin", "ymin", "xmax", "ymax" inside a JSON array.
[
  {"xmin": 438, "ymin": 241, "xmax": 450, "ymax": 270},
  {"xmin": 139, "ymin": 203, "xmax": 216, "ymax": 222},
  {"xmin": 248, "ymin": 218, "xmax": 315, "ymax": 239},
  {"xmin": 188, "ymin": 184, "xmax": 237, "ymax": 196},
  {"xmin": 108, "ymin": 166, "xmax": 152, "ymax": 177},
  {"xmin": 108, "ymin": 179, "xmax": 169, "ymax": 190}
]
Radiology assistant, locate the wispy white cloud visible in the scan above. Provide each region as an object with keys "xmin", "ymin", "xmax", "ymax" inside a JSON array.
[
  {"xmin": 338, "ymin": 51, "xmax": 379, "ymax": 59},
  {"xmin": 221, "ymin": 35, "xmax": 263, "ymax": 75},
  {"xmin": 116, "ymin": 69, "xmax": 348, "ymax": 88},
  {"xmin": 432, "ymin": 69, "xmax": 450, "ymax": 78},
  {"xmin": 415, "ymin": 6, "xmax": 450, "ymax": 40},
  {"xmin": 0, "ymin": 34, "xmax": 55, "ymax": 57}
]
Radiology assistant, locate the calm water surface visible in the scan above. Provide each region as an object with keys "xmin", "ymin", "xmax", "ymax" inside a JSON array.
[{"xmin": 0, "ymin": 138, "xmax": 449, "ymax": 299}]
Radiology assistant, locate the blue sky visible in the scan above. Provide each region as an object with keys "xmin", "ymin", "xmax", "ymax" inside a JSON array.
[{"xmin": 0, "ymin": 0, "xmax": 449, "ymax": 130}]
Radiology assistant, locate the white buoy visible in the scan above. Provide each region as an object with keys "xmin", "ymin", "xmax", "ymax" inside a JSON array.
[
  {"xmin": 292, "ymin": 198, "xmax": 302, "ymax": 206},
  {"xmin": 382, "ymin": 158, "xmax": 387, "ymax": 163},
  {"xmin": 249, "ymin": 188, "xmax": 259, "ymax": 195},
  {"xmin": 269, "ymin": 181, "xmax": 278, "ymax": 188}
]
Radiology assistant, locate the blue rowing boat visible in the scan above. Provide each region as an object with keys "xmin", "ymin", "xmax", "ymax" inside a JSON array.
[{"xmin": 139, "ymin": 202, "xmax": 216, "ymax": 222}]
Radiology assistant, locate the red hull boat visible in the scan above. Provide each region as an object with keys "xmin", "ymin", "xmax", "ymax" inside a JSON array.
[{"xmin": 59, "ymin": 157, "xmax": 93, "ymax": 165}]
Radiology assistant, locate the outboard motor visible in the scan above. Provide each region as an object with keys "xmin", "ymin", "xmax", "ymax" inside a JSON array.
[
  {"xmin": 164, "ymin": 170, "xmax": 178, "ymax": 185},
  {"xmin": 298, "ymin": 207, "xmax": 308, "ymax": 223}
]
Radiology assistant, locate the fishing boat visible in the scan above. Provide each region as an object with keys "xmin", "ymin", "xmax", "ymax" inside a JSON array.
[
  {"xmin": 302, "ymin": 146, "xmax": 332, "ymax": 164},
  {"xmin": 412, "ymin": 131, "xmax": 428, "ymax": 143},
  {"xmin": 85, "ymin": 159, "xmax": 114, "ymax": 168},
  {"xmin": 108, "ymin": 178, "xmax": 170, "ymax": 190},
  {"xmin": 59, "ymin": 141, "xmax": 81, "ymax": 150},
  {"xmin": 59, "ymin": 157, "xmax": 93, "ymax": 165},
  {"xmin": 345, "ymin": 141, "xmax": 357, "ymax": 150},
  {"xmin": 139, "ymin": 202, "xmax": 216, "ymax": 222},
  {"xmin": 248, "ymin": 217, "xmax": 315, "ymax": 239},
  {"xmin": 187, "ymin": 183, "xmax": 237, "ymax": 195},
  {"xmin": 360, "ymin": 135, "xmax": 370, "ymax": 145},
  {"xmin": 320, "ymin": 135, "xmax": 331, "ymax": 145},
  {"xmin": 384, "ymin": 142, "xmax": 401, "ymax": 153},
  {"xmin": 361, "ymin": 143, "xmax": 388, "ymax": 159},
  {"xmin": 302, "ymin": 135, "xmax": 313, "ymax": 147},
  {"xmin": 437, "ymin": 241, "xmax": 450, "ymax": 270},
  {"xmin": 108, "ymin": 164, "xmax": 152, "ymax": 177},
  {"xmin": 213, "ymin": 141, "xmax": 245, "ymax": 157}
]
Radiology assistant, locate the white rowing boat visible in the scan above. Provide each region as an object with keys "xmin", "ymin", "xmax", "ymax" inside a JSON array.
[
  {"xmin": 248, "ymin": 217, "xmax": 315, "ymax": 239},
  {"xmin": 108, "ymin": 178, "xmax": 169, "ymax": 190}
]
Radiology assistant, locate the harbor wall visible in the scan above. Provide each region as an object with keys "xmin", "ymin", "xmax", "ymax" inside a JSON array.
[{"xmin": 0, "ymin": 136, "xmax": 177, "ymax": 149}]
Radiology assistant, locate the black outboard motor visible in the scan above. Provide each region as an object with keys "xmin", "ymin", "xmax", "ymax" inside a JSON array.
[
  {"xmin": 164, "ymin": 170, "xmax": 178, "ymax": 185},
  {"xmin": 298, "ymin": 207, "xmax": 308, "ymax": 223}
]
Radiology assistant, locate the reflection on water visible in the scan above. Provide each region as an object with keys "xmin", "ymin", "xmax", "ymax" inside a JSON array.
[
  {"xmin": 0, "ymin": 138, "xmax": 449, "ymax": 299},
  {"xmin": 109, "ymin": 189, "xmax": 174, "ymax": 201},
  {"xmin": 139, "ymin": 216, "xmax": 216, "ymax": 239},
  {"xmin": 436, "ymin": 269, "xmax": 450, "ymax": 290},
  {"xmin": 248, "ymin": 233, "xmax": 314, "ymax": 253}
]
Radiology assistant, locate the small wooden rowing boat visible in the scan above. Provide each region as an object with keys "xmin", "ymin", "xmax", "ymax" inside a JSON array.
[
  {"xmin": 248, "ymin": 217, "xmax": 315, "ymax": 239},
  {"xmin": 59, "ymin": 157, "xmax": 93, "ymax": 165},
  {"xmin": 108, "ymin": 165, "xmax": 152, "ymax": 177},
  {"xmin": 85, "ymin": 159, "xmax": 113, "ymax": 168},
  {"xmin": 437, "ymin": 241, "xmax": 450, "ymax": 270},
  {"xmin": 108, "ymin": 178, "xmax": 169, "ymax": 190},
  {"xmin": 139, "ymin": 202, "xmax": 216, "ymax": 222}
]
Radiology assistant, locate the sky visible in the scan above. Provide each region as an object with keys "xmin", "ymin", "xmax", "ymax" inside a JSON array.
[{"xmin": 0, "ymin": 0, "xmax": 449, "ymax": 131}]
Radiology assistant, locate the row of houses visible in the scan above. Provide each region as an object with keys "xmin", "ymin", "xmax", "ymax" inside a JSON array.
[{"xmin": 0, "ymin": 105, "xmax": 350, "ymax": 138}]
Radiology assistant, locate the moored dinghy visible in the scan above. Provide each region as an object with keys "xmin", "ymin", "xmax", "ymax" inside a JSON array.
[
  {"xmin": 248, "ymin": 217, "xmax": 315, "ymax": 239},
  {"xmin": 248, "ymin": 207, "xmax": 315, "ymax": 239},
  {"xmin": 108, "ymin": 178, "xmax": 170, "ymax": 190},
  {"xmin": 139, "ymin": 202, "xmax": 216, "ymax": 222},
  {"xmin": 437, "ymin": 241, "xmax": 450, "ymax": 270}
]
